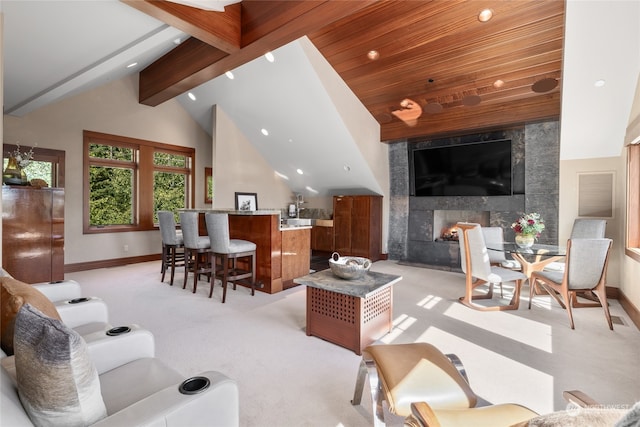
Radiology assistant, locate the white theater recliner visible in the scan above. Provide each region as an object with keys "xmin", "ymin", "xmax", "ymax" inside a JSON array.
[{"xmin": 1, "ymin": 277, "xmax": 239, "ymax": 427}]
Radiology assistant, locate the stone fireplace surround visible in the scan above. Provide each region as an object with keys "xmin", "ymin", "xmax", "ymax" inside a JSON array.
[{"xmin": 387, "ymin": 122, "xmax": 560, "ymax": 271}]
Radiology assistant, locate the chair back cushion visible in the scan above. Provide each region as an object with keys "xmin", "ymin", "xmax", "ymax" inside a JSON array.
[
  {"xmin": 14, "ymin": 304, "xmax": 107, "ymax": 427},
  {"xmin": 157, "ymin": 211, "xmax": 181, "ymax": 245},
  {"xmin": 457, "ymin": 223, "xmax": 492, "ymax": 280},
  {"xmin": 570, "ymin": 219, "xmax": 606, "ymax": 238},
  {"xmin": 205, "ymin": 213, "xmax": 231, "ymax": 253},
  {"xmin": 1, "ymin": 277, "xmax": 62, "ymax": 356},
  {"xmin": 481, "ymin": 227, "xmax": 507, "ymax": 263},
  {"xmin": 179, "ymin": 211, "xmax": 201, "ymax": 249},
  {"xmin": 567, "ymin": 238, "xmax": 612, "ymax": 290}
]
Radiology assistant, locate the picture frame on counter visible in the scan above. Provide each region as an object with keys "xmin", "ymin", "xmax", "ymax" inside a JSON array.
[{"xmin": 235, "ymin": 192, "xmax": 258, "ymax": 211}]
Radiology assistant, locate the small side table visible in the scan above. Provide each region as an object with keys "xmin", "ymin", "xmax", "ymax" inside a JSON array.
[{"xmin": 294, "ymin": 270, "xmax": 402, "ymax": 355}]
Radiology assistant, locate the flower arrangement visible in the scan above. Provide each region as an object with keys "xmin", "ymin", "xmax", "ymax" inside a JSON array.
[
  {"xmin": 7, "ymin": 144, "xmax": 35, "ymax": 168},
  {"xmin": 511, "ymin": 212, "xmax": 545, "ymax": 237}
]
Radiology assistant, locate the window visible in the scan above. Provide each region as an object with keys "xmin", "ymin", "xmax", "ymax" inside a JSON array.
[
  {"xmin": 627, "ymin": 144, "xmax": 640, "ymax": 261},
  {"xmin": 3, "ymin": 144, "xmax": 65, "ymax": 187},
  {"xmin": 83, "ymin": 130, "xmax": 194, "ymax": 233}
]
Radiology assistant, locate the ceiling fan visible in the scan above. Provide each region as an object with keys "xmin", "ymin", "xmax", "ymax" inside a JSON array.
[{"xmin": 165, "ymin": 0, "xmax": 241, "ymax": 12}]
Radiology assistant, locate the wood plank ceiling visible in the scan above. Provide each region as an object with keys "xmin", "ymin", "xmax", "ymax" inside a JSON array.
[{"xmin": 124, "ymin": 0, "xmax": 565, "ymax": 143}]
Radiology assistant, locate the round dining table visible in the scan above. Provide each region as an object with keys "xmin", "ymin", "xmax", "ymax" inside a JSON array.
[{"xmin": 485, "ymin": 242, "xmax": 566, "ymax": 278}]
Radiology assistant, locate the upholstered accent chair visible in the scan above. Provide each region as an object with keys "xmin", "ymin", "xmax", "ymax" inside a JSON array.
[
  {"xmin": 529, "ymin": 238, "xmax": 614, "ymax": 330},
  {"xmin": 456, "ymin": 222, "xmax": 527, "ymax": 311},
  {"xmin": 351, "ymin": 343, "xmax": 538, "ymax": 427},
  {"xmin": 481, "ymin": 226, "xmax": 522, "ymax": 271}
]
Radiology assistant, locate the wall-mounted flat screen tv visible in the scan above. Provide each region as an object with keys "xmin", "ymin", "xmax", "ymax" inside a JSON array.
[{"xmin": 411, "ymin": 140, "xmax": 512, "ymax": 196}]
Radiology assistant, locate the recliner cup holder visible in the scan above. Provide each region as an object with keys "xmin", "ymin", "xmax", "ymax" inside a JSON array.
[
  {"xmin": 68, "ymin": 297, "xmax": 90, "ymax": 304},
  {"xmin": 178, "ymin": 376, "xmax": 210, "ymax": 395},
  {"xmin": 106, "ymin": 326, "xmax": 131, "ymax": 336}
]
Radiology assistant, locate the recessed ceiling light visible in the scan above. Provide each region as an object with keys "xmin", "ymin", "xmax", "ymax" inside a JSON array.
[
  {"xmin": 261, "ymin": 128, "xmax": 269, "ymax": 136},
  {"xmin": 367, "ymin": 50, "xmax": 380, "ymax": 60},
  {"xmin": 275, "ymin": 171, "xmax": 289, "ymax": 180},
  {"xmin": 493, "ymin": 79, "xmax": 505, "ymax": 88},
  {"xmin": 265, "ymin": 52, "xmax": 275, "ymax": 63},
  {"xmin": 188, "ymin": 92, "xmax": 196, "ymax": 101},
  {"xmin": 478, "ymin": 8, "xmax": 493, "ymax": 22},
  {"xmin": 305, "ymin": 186, "xmax": 318, "ymax": 194},
  {"xmin": 225, "ymin": 71, "xmax": 234, "ymax": 80},
  {"xmin": 296, "ymin": 169, "xmax": 304, "ymax": 175},
  {"xmin": 126, "ymin": 62, "xmax": 138, "ymax": 69},
  {"xmin": 594, "ymin": 79, "xmax": 606, "ymax": 87}
]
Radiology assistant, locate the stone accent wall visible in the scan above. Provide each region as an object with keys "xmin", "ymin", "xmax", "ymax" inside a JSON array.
[{"xmin": 388, "ymin": 121, "xmax": 559, "ymax": 270}]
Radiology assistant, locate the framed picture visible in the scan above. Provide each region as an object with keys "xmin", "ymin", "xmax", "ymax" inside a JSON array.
[
  {"xmin": 235, "ymin": 192, "xmax": 258, "ymax": 211},
  {"xmin": 204, "ymin": 167, "xmax": 213, "ymax": 204}
]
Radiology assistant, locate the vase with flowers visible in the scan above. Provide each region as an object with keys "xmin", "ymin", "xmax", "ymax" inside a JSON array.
[
  {"xmin": 511, "ymin": 212, "xmax": 545, "ymax": 248},
  {"xmin": 3, "ymin": 144, "xmax": 35, "ymax": 185}
]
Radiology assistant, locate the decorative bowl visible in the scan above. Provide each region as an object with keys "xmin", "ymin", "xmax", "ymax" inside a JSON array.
[{"xmin": 329, "ymin": 252, "xmax": 372, "ymax": 280}]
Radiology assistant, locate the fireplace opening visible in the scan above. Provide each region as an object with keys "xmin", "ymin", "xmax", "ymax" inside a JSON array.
[{"xmin": 433, "ymin": 210, "xmax": 490, "ymax": 242}]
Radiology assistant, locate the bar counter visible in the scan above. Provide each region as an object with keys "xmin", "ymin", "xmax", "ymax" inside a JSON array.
[{"xmin": 182, "ymin": 209, "xmax": 311, "ymax": 293}]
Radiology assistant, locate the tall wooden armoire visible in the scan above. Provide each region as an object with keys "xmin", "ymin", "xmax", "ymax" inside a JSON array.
[
  {"xmin": 2, "ymin": 186, "xmax": 65, "ymax": 283},
  {"xmin": 333, "ymin": 195, "xmax": 382, "ymax": 261}
]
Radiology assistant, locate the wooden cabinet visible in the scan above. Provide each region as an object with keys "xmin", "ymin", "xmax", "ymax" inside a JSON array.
[
  {"xmin": 333, "ymin": 195, "xmax": 382, "ymax": 261},
  {"xmin": 281, "ymin": 228, "xmax": 311, "ymax": 287},
  {"xmin": 311, "ymin": 225, "xmax": 334, "ymax": 252},
  {"xmin": 2, "ymin": 187, "xmax": 65, "ymax": 283}
]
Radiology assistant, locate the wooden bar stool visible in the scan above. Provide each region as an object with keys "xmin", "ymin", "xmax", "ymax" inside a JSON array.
[
  {"xmin": 179, "ymin": 211, "xmax": 212, "ymax": 294},
  {"xmin": 205, "ymin": 213, "xmax": 257, "ymax": 303},
  {"xmin": 157, "ymin": 210, "xmax": 184, "ymax": 286}
]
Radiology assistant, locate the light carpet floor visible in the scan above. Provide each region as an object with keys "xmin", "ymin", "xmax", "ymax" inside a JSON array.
[{"xmin": 67, "ymin": 260, "xmax": 640, "ymax": 427}]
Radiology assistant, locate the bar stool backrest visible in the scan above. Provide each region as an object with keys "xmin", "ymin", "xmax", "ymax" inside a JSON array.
[
  {"xmin": 179, "ymin": 211, "xmax": 201, "ymax": 249},
  {"xmin": 158, "ymin": 211, "xmax": 180, "ymax": 245},
  {"xmin": 205, "ymin": 213, "xmax": 231, "ymax": 254}
]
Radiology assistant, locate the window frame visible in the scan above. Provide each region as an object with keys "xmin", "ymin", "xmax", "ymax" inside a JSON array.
[
  {"xmin": 83, "ymin": 130, "xmax": 195, "ymax": 234},
  {"xmin": 626, "ymin": 143, "xmax": 640, "ymax": 261}
]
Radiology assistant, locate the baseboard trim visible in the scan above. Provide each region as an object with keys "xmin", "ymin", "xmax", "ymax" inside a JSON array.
[
  {"xmin": 65, "ymin": 254, "xmax": 161, "ymax": 273},
  {"xmin": 618, "ymin": 289, "xmax": 640, "ymax": 331}
]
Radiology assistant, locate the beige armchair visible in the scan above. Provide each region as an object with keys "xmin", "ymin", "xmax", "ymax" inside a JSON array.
[{"xmin": 351, "ymin": 343, "xmax": 537, "ymax": 426}]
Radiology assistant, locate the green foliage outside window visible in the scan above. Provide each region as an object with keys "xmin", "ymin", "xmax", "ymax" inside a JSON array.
[
  {"xmin": 89, "ymin": 165, "xmax": 133, "ymax": 226},
  {"xmin": 154, "ymin": 151, "xmax": 186, "ymax": 168},
  {"xmin": 89, "ymin": 143, "xmax": 133, "ymax": 161},
  {"xmin": 153, "ymin": 171, "xmax": 186, "ymax": 223}
]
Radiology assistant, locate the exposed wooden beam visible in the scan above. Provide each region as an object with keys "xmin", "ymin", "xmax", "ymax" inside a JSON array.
[
  {"xmin": 129, "ymin": 0, "xmax": 375, "ymax": 106},
  {"xmin": 139, "ymin": 37, "xmax": 228, "ymax": 106},
  {"xmin": 121, "ymin": 0, "xmax": 241, "ymax": 53}
]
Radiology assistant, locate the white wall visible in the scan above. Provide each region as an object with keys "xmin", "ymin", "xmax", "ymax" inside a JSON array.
[
  {"xmin": 212, "ymin": 105, "xmax": 293, "ymax": 210},
  {"xmin": 300, "ymin": 37, "xmax": 390, "ymax": 252},
  {"xmin": 3, "ymin": 75, "xmax": 212, "ymax": 265},
  {"xmin": 559, "ymin": 155, "xmax": 639, "ymax": 312}
]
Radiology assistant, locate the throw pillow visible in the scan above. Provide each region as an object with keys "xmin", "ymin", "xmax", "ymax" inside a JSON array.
[
  {"xmin": 14, "ymin": 304, "xmax": 107, "ymax": 427},
  {"xmin": 1, "ymin": 276, "xmax": 62, "ymax": 355}
]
